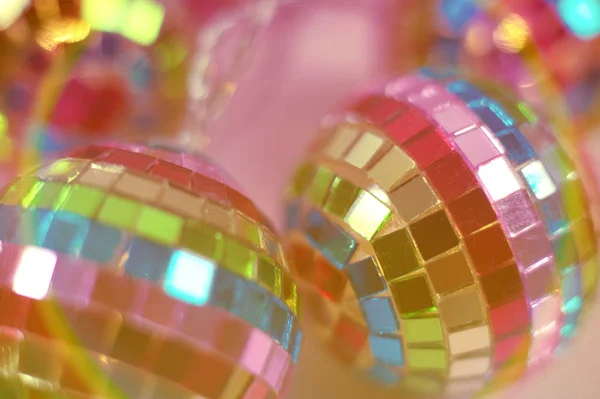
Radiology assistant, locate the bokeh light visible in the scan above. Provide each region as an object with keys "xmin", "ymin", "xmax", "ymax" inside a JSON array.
[
  {"xmin": 493, "ymin": 14, "xmax": 530, "ymax": 53},
  {"xmin": 558, "ymin": 0, "xmax": 600, "ymax": 39},
  {"xmin": 0, "ymin": 0, "xmax": 28, "ymax": 30}
]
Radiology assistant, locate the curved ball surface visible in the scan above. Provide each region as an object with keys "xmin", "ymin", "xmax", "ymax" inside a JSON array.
[
  {"xmin": 0, "ymin": 143, "xmax": 300, "ymax": 398},
  {"xmin": 285, "ymin": 69, "xmax": 597, "ymax": 396}
]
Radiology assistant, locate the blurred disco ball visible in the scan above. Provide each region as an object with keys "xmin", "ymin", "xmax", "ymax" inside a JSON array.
[
  {"xmin": 0, "ymin": 0, "xmax": 277, "ymax": 184},
  {"xmin": 284, "ymin": 68, "xmax": 597, "ymax": 397},
  {"xmin": 0, "ymin": 141, "xmax": 300, "ymax": 398},
  {"xmin": 393, "ymin": 0, "xmax": 600, "ymax": 135}
]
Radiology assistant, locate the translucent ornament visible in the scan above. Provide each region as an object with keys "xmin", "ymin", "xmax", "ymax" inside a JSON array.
[
  {"xmin": 284, "ymin": 69, "xmax": 597, "ymax": 397},
  {"xmin": 0, "ymin": 0, "xmax": 275, "ymax": 184},
  {"xmin": 0, "ymin": 141, "xmax": 301, "ymax": 398}
]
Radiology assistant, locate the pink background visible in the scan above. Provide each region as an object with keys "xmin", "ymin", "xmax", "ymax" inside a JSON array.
[{"xmin": 207, "ymin": 2, "xmax": 600, "ymax": 398}]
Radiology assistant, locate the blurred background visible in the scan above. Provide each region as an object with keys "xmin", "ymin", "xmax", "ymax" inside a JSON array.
[{"xmin": 2, "ymin": 0, "xmax": 600, "ymax": 398}]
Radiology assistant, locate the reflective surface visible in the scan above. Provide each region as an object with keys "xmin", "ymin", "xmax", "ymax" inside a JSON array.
[
  {"xmin": 0, "ymin": 143, "xmax": 300, "ymax": 398},
  {"xmin": 285, "ymin": 69, "xmax": 597, "ymax": 397}
]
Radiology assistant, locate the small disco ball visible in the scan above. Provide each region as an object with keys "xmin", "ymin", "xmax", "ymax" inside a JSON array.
[
  {"xmin": 284, "ymin": 68, "xmax": 597, "ymax": 397},
  {"xmin": 0, "ymin": 0, "xmax": 274, "ymax": 185},
  {"xmin": 0, "ymin": 142, "xmax": 300, "ymax": 398}
]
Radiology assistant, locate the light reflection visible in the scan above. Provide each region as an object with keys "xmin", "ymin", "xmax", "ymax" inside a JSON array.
[
  {"xmin": 164, "ymin": 250, "xmax": 215, "ymax": 306},
  {"xmin": 493, "ymin": 14, "xmax": 530, "ymax": 53},
  {"xmin": 12, "ymin": 246, "xmax": 57, "ymax": 299},
  {"xmin": 0, "ymin": 0, "xmax": 29, "ymax": 30},
  {"xmin": 477, "ymin": 157, "xmax": 522, "ymax": 201},
  {"xmin": 82, "ymin": 0, "xmax": 165, "ymax": 46},
  {"xmin": 464, "ymin": 22, "xmax": 494, "ymax": 56},
  {"xmin": 521, "ymin": 160, "xmax": 557, "ymax": 200},
  {"xmin": 558, "ymin": 0, "xmax": 600, "ymax": 39},
  {"xmin": 36, "ymin": 18, "xmax": 91, "ymax": 51}
]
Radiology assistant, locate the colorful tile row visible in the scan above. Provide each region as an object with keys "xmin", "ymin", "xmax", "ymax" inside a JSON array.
[
  {"xmin": 285, "ymin": 72, "xmax": 596, "ymax": 397},
  {"xmin": 0, "ymin": 232, "xmax": 301, "ymax": 361},
  {"xmin": 388, "ymin": 73, "xmax": 593, "ymax": 381},
  {"xmin": 397, "ymin": 78, "xmax": 564, "ymax": 363},
  {"xmin": 0, "ymin": 286, "xmax": 289, "ymax": 396},
  {"xmin": 22, "ymin": 156, "xmax": 284, "ymax": 266},
  {"xmin": 43, "ymin": 143, "xmax": 275, "ymax": 240},
  {"xmin": 445, "ymin": 77, "xmax": 597, "ymax": 340},
  {"xmin": 381, "ymin": 78, "xmax": 564, "ymax": 370},
  {"xmin": 388, "ymin": 71, "xmax": 597, "ymax": 345},
  {"xmin": 0, "ymin": 327, "xmax": 280, "ymax": 399},
  {"xmin": 292, "ymin": 202, "xmax": 500, "ymax": 379},
  {"xmin": 0, "ymin": 175, "xmax": 297, "ymax": 316},
  {"xmin": 288, "ymin": 122, "xmax": 501, "ymax": 380},
  {"xmin": 0, "ymin": 143, "xmax": 298, "ymax": 398}
]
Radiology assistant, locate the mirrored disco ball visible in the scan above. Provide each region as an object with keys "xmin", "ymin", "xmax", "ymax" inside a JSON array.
[
  {"xmin": 0, "ymin": 0, "xmax": 275, "ymax": 184},
  {"xmin": 0, "ymin": 142, "xmax": 300, "ymax": 398},
  {"xmin": 284, "ymin": 69, "xmax": 597, "ymax": 397}
]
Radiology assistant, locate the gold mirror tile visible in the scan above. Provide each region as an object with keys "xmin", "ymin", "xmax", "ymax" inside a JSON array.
[
  {"xmin": 78, "ymin": 163, "xmax": 124, "ymax": 189},
  {"xmin": 425, "ymin": 251, "xmax": 473, "ymax": 295},
  {"xmin": 324, "ymin": 177, "xmax": 360, "ymax": 218},
  {"xmin": 114, "ymin": 172, "xmax": 164, "ymax": 202},
  {"xmin": 389, "ymin": 176, "xmax": 439, "ymax": 223},
  {"xmin": 344, "ymin": 132, "xmax": 384, "ymax": 169},
  {"xmin": 373, "ymin": 213, "xmax": 406, "ymax": 238},
  {"xmin": 324, "ymin": 126, "xmax": 360, "ymax": 159},
  {"xmin": 373, "ymin": 229, "xmax": 421, "ymax": 280},
  {"xmin": 390, "ymin": 274, "xmax": 435, "ymax": 316},
  {"xmin": 160, "ymin": 187, "xmax": 204, "ymax": 218},
  {"xmin": 439, "ymin": 287, "xmax": 484, "ymax": 330},
  {"xmin": 410, "ymin": 210, "xmax": 459, "ymax": 261},
  {"xmin": 368, "ymin": 147, "xmax": 416, "ymax": 191},
  {"xmin": 204, "ymin": 201, "xmax": 234, "ymax": 234}
]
